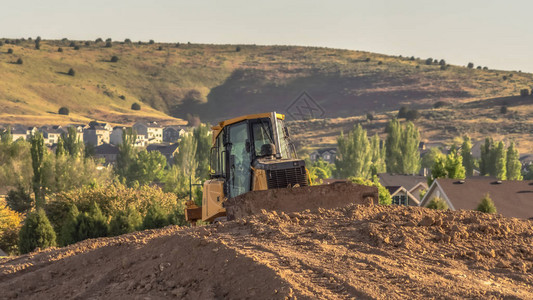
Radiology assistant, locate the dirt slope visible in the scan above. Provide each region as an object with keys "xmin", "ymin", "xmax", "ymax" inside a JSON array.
[{"xmin": 1, "ymin": 204, "xmax": 533, "ymax": 299}]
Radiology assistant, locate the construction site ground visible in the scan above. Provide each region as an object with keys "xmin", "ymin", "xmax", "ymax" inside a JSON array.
[{"xmin": 1, "ymin": 203, "xmax": 533, "ymax": 299}]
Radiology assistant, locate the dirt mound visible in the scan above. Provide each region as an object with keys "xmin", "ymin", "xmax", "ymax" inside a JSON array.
[{"xmin": 2, "ymin": 203, "xmax": 533, "ymax": 299}]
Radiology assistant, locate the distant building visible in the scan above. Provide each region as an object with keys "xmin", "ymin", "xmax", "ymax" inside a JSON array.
[
  {"xmin": 94, "ymin": 143, "xmax": 119, "ymax": 165},
  {"xmin": 110, "ymin": 126, "xmax": 125, "ymax": 146},
  {"xmin": 378, "ymin": 173, "xmax": 428, "ymax": 206},
  {"xmin": 309, "ymin": 148, "xmax": 337, "ymax": 164},
  {"xmin": 163, "ymin": 126, "xmax": 187, "ymax": 143},
  {"xmin": 133, "ymin": 121, "xmax": 163, "ymax": 144},
  {"xmin": 10, "ymin": 125, "xmax": 29, "ymax": 141},
  {"xmin": 420, "ymin": 178, "xmax": 533, "ymax": 219},
  {"xmin": 84, "ymin": 122, "xmax": 111, "ymax": 146},
  {"xmin": 40, "ymin": 126, "xmax": 64, "ymax": 146},
  {"xmin": 147, "ymin": 143, "xmax": 179, "ymax": 166}
]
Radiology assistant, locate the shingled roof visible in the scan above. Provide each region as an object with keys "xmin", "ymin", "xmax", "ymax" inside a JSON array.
[
  {"xmin": 378, "ymin": 173, "xmax": 428, "ymax": 191},
  {"xmin": 421, "ymin": 178, "xmax": 533, "ymax": 219}
]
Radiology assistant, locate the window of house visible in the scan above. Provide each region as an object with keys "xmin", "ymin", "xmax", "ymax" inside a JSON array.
[{"xmin": 392, "ymin": 195, "xmax": 408, "ymax": 205}]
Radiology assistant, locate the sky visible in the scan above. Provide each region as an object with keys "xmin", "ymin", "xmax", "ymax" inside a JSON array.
[{"xmin": 2, "ymin": 0, "xmax": 533, "ymax": 72}]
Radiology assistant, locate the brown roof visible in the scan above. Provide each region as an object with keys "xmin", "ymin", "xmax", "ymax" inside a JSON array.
[
  {"xmin": 423, "ymin": 178, "xmax": 533, "ymax": 219},
  {"xmin": 378, "ymin": 173, "xmax": 428, "ymax": 192}
]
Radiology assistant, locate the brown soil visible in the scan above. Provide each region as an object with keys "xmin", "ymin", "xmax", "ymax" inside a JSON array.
[{"xmin": 1, "ymin": 204, "xmax": 533, "ymax": 299}]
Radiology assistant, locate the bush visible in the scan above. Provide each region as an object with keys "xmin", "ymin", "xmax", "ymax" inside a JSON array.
[
  {"xmin": 57, "ymin": 47, "xmax": 63, "ymax": 52},
  {"xmin": 500, "ymin": 105, "xmax": 508, "ymax": 114},
  {"xmin": 439, "ymin": 59, "xmax": 446, "ymax": 65},
  {"xmin": 106, "ymin": 38, "xmax": 112, "ymax": 42},
  {"xmin": 440, "ymin": 64, "xmax": 447, "ymax": 70},
  {"xmin": 110, "ymin": 55, "xmax": 119, "ymax": 62},
  {"xmin": 425, "ymin": 58, "xmax": 433, "ymax": 65},
  {"xmin": 467, "ymin": 62, "xmax": 474, "ymax": 69},
  {"xmin": 131, "ymin": 102, "xmax": 141, "ymax": 110},
  {"xmin": 0, "ymin": 41, "xmax": 4, "ymax": 46},
  {"xmin": 427, "ymin": 197, "xmax": 448, "ymax": 210},
  {"xmin": 109, "ymin": 206, "xmax": 142, "ymax": 236},
  {"xmin": 348, "ymin": 177, "xmax": 392, "ymax": 205},
  {"xmin": 143, "ymin": 203, "xmax": 170, "ymax": 229},
  {"xmin": 158, "ymin": 46, "xmax": 163, "ymax": 51},
  {"xmin": 6, "ymin": 186, "xmax": 33, "ymax": 214},
  {"xmin": 398, "ymin": 106, "xmax": 409, "ymax": 118},
  {"xmin": 366, "ymin": 113, "xmax": 374, "ymax": 121},
  {"xmin": 483, "ymin": 66, "xmax": 488, "ymax": 70},
  {"xmin": 477, "ymin": 193, "xmax": 497, "ymax": 214},
  {"xmin": 520, "ymin": 89, "xmax": 529, "ymax": 97},
  {"xmin": 0, "ymin": 200, "xmax": 23, "ymax": 255},
  {"xmin": 58, "ymin": 106, "xmax": 69, "ymax": 115},
  {"xmin": 18, "ymin": 209, "xmax": 56, "ymax": 254},
  {"xmin": 95, "ymin": 38, "xmax": 103, "ymax": 43},
  {"xmin": 7, "ymin": 48, "xmax": 13, "ymax": 54},
  {"xmin": 74, "ymin": 45, "xmax": 80, "ymax": 50},
  {"xmin": 104, "ymin": 41, "xmax": 112, "ymax": 48},
  {"xmin": 502, "ymin": 75, "xmax": 507, "ymax": 80},
  {"xmin": 58, "ymin": 204, "xmax": 79, "ymax": 246},
  {"xmin": 433, "ymin": 101, "xmax": 449, "ymax": 108},
  {"xmin": 377, "ymin": 61, "xmax": 383, "ymax": 65},
  {"xmin": 405, "ymin": 109, "xmax": 420, "ymax": 121},
  {"xmin": 149, "ymin": 39, "xmax": 155, "ymax": 44},
  {"xmin": 119, "ymin": 95, "xmax": 126, "ymax": 100},
  {"xmin": 236, "ymin": 46, "xmax": 241, "ymax": 52},
  {"xmin": 365, "ymin": 57, "xmax": 371, "ymax": 62},
  {"xmin": 124, "ymin": 38, "xmax": 131, "ymax": 44},
  {"xmin": 175, "ymin": 43, "xmax": 180, "ymax": 48},
  {"xmin": 69, "ymin": 42, "xmax": 76, "ymax": 47},
  {"xmin": 85, "ymin": 41, "xmax": 91, "ymax": 46},
  {"xmin": 35, "ymin": 41, "xmax": 40, "ymax": 50},
  {"xmin": 16, "ymin": 58, "xmax": 23, "ymax": 65},
  {"xmin": 68, "ymin": 68, "xmax": 75, "ymax": 76},
  {"xmin": 73, "ymin": 202, "xmax": 108, "ymax": 241}
]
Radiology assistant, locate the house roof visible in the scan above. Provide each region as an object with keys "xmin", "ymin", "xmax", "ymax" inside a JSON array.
[
  {"xmin": 94, "ymin": 143, "xmax": 119, "ymax": 155},
  {"xmin": 147, "ymin": 143, "xmax": 179, "ymax": 155},
  {"xmin": 387, "ymin": 185, "xmax": 420, "ymax": 205},
  {"xmin": 378, "ymin": 173, "xmax": 428, "ymax": 192},
  {"xmin": 421, "ymin": 178, "xmax": 533, "ymax": 219}
]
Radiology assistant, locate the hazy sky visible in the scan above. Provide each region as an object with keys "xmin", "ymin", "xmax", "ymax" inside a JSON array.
[{"xmin": 3, "ymin": 0, "xmax": 533, "ymax": 72}]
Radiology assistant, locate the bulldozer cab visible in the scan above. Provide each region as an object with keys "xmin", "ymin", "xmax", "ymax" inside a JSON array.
[{"xmin": 209, "ymin": 112, "xmax": 295, "ymax": 199}]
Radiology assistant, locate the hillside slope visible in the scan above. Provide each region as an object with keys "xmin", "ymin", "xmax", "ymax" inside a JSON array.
[
  {"xmin": 1, "ymin": 204, "xmax": 533, "ymax": 299},
  {"xmin": 1, "ymin": 39, "xmax": 532, "ymax": 126}
]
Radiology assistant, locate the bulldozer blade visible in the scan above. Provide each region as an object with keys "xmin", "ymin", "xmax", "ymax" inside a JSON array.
[{"xmin": 224, "ymin": 182, "xmax": 378, "ymax": 220}]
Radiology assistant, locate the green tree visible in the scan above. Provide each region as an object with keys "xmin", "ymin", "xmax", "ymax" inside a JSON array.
[
  {"xmin": 477, "ymin": 193, "xmax": 497, "ymax": 214},
  {"xmin": 56, "ymin": 136, "xmax": 66, "ymax": 157},
  {"xmin": 6, "ymin": 185, "xmax": 33, "ymax": 214},
  {"xmin": 421, "ymin": 147, "xmax": 443, "ymax": 169},
  {"xmin": 428, "ymin": 154, "xmax": 446, "ymax": 186},
  {"xmin": 143, "ymin": 203, "xmax": 170, "ymax": 229},
  {"xmin": 59, "ymin": 204, "xmax": 79, "ymax": 246},
  {"xmin": 461, "ymin": 136, "xmax": 475, "ymax": 177},
  {"xmin": 385, "ymin": 119, "xmax": 403, "ymax": 173},
  {"xmin": 506, "ymin": 142, "xmax": 523, "ymax": 180},
  {"xmin": 193, "ymin": 124, "xmax": 211, "ymax": 180},
  {"xmin": 74, "ymin": 202, "xmax": 108, "ymax": 241},
  {"xmin": 64, "ymin": 127, "xmax": 84, "ymax": 157},
  {"xmin": 335, "ymin": 124, "xmax": 372, "ymax": 179},
  {"xmin": 480, "ymin": 138, "xmax": 494, "ymax": 176},
  {"xmin": 31, "ymin": 132, "xmax": 46, "ymax": 208},
  {"xmin": 369, "ymin": 134, "xmax": 386, "ymax": 176},
  {"xmin": 18, "ymin": 209, "xmax": 56, "ymax": 254},
  {"xmin": 494, "ymin": 141, "xmax": 507, "ymax": 180},
  {"xmin": 128, "ymin": 150, "xmax": 167, "ymax": 186},
  {"xmin": 116, "ymin": 128, "xmax": 137, "ymax": 183},
  {"xmin": 109, "ymin": 206, "xmax": 142, "ymax": 236},
  {"xmin": 445, "ymin": 150, "xmax": 466, "ymax": 180},
  {"xmin": 400, "ymin": 122, "xmax": 421, "ymax": 174},
  {"xmin": 426, "ymin": 197, "xmax": 448, "ymax": 210}
]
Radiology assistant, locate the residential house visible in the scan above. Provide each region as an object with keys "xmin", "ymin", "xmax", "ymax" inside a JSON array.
[
  {"xmin": 309, "ymin": 148, "xmax": 337, "ymax": 164},
  {"xmin": 378, "ymin": 173, "xmax": 429, "ymax": 206},
  {"xmin": 163, "ymin": 126, "xmax": 187, "ymax": 143},
  {"xmin": 84, "ymin": 121, "xmax": 111, "ymax": 146},
  {"xmin": 133, "ymin": 121, "xmax": 163, "ymax": 144},
  {"xmin": 40, "ymin": 126, "xmax": 65, "ymax": 146},
  {"xmin": 420, "ymin": 178, "xmax": 533, "ymax": 219},
  {"xmin": 110, "ymin": 126, "xmax": 147, "ymax": 147},
  {"xmin": 10, "ymin": 125, "xmax": 29, "ymax": 141},
  {"xmin": 520, "ymin": 154, "xmax": 533, "ymax": 173},
  {"xmin": 65, "ymin": 124, "xmax": 86, "ymax": 142},
  {"xmin": 147, "ymin": 143, "xmax": 179, "ymax": 166},
  {"xmin": 94, "ymin": 143, "xmax": 119, "ymax": 165}
]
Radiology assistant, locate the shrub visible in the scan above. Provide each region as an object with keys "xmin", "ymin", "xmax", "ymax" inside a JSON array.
[
  {"xmin": 58, "ymin": 203, "xmax": 79, "ymax": 246},
  {"xmin": 74, "ymin": 45, "xmax": 80, "ymax": 50},
  {"xmin": 119, "ymin": 95, "xmax": 126, "ymax": 100},
  {"xmin": 476, "ymin": 66, "xmax": 481, "ymax": 70},
  {"xmin": 467, "ymin": 62, "xmax": 474, "ymax": 68},
  {"xmin": 6, "ymin": 186, "xmax": 33, "ymax": 214},
  {"xmin": 69, "ymin": 42, "xmax": 76, "ymax": 47},
  {"xmin": 348, "ymin": 177, "xmax": 392, "ymax": 205},
  {"xmin": 143, "ymin": 203, "xmax": 170, "ymax": 229},
  {"xmin": 415, "ymin": 65, "xmax": 420, "ymax": 69},
  {"xmin": 149, "ymin": 39, "xmax": 155, "ymax": 44},
  {"xmin": 7, "ymin": 48, "xmax": 13, "ymax": 54},
  {"xmin": 35, "ymin": 41, "xmax": 40, "ymax": 50},
  {"xmin": 483, "ymin": 66, "xmax": 488, "ymax": 70},
  {"xmin": 439, "ymin": 59, "xmax": 446, "ymax": 65},
  {"xmin": 105, "ymin": 41, "xmax": 112, "ymax": 48},
  {"xmin": 18, "ymin": 209, "xmax": 56, "ymax": 254},
  {"xmin": 0, "ymin": 41, "xmax": 4, "ymax": 46},
  {"xmin": 110, "ymin": 55, "xmax": 119, "ymax": 62},
  {"xmin": 58, "ymin": 106, "xmax": 69, "ymax": 115},
  {"xmin": 106, "ymin": 38, "xmax": 112, "ymax": 42},
  {"xmin": 377, "ymin": 61, "xmax": 383, "ymax": 65},
  {"xmin": 440, "ymin": 64, "xmax": 447, "ymax": 70},
  {"xmin": 124, "ymin": 38, "xmax": 131, "ymax": 44},
  {"xmin": 57, "ymin": 47, "xmax": 63, "ymax": 52},
  {"xmin": 158, "ymin": 46, "xmax": 163, "ymax": 51},
  {"xmin": 410, "ymin": 56, "xmax": 415, "ymax": 61},
  {"xmin": 68, "ymin": 68, "xmax": 75, "ymax": 76},
  {"xmin": 500, "ymin": 105, "xmax": 508, "ymax": 114},
  {"xmin": 502, "ymin": 75, "xmax": 507, "ymax": 80},
  {"xmin": 365, "ymin": 57, "xmax": 371, "ymax": 62},
  {"xmin": 73, "ymin": 202, "xmax": 108, "ymax": 242},
  {"xmin": 398, "ymin": 106, "xmax": 409, "ymax": 118},
  {"xmin": 85, "ymin": 41, "xmax": 91, "ymax": 46},
  {"xmin": 0, "ymin": 199, "xmax": 23, "ymax": 255},
  {"xmin": 109, "ymin": 206, "xmax": 142, "ymax": 236},
  {"xmin": 433, "ymin": 101, "xmax": 449, "ymax": 108},
  {"xmin": 236, "ymin": 46, "xmax": 241, "ymax": 52},
  {"xmin": 405, "ymin": 109, "xmax": 420, "ymax": 121},
  {"xmin": 95, "ymin": 38, "xmax": 103, "ymax": 43},
  {"xmin": 425, "ymin": 58, "xmax": 433, "ymax": 65},
  {"xmin": 16, "ymin": 58, "xmax": 23, "ymax": 65},
  {"xmin": 477, "ymin": 193, "xmax": 497, "ymax": 214},
  {"xmin": 175, "ymin": 43, "xmax": 180, "ymax": 48},
  {"xmin": 520, "ymin": 89, "xmax": 529, "ymax": 97},
  {"xmin": 131, "ymin": 102, "xmax": 141, "ymax": 110},
  {"xmin": 366, "ymin": 113, "xmax": 374, "ymax": 121},
  {"xmin": 427, "ymin": 197, "xmax": 448, "ymax": 210}
]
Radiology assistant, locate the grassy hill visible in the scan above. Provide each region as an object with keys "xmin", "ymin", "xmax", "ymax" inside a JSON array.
[{"xmin": 1, "ymin": 38, "xmax": 532, "ymax": 150}]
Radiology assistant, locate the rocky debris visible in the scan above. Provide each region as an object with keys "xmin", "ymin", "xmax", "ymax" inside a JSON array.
[{"xmin": 1, "ymin": 204, "xmax": 533, "ymax": 299}]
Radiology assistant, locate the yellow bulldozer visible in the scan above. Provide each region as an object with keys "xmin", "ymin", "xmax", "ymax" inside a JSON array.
[{"xmin": 184, "ymin": 112, "xmax": 378, "ymax": 224}]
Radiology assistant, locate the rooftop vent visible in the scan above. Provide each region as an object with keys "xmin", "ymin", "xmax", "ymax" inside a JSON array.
[
  {"xmin": 454, "ymin": 180, "xmax": 466, "ymax": 184},
  {"xmin": 491, "ymin": 180, "xmax": 503, "ymax": 184}
]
